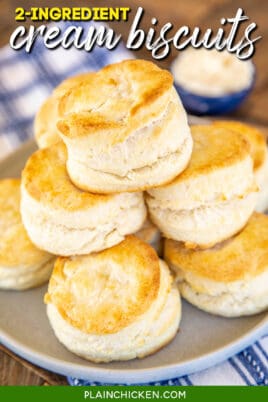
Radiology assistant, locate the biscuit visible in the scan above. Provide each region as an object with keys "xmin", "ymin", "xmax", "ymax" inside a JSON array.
[
  {"xmin": 34, "ymin": 72, "xmax": 94, "ymax": 148},
  {"xmin": 21, "ymin": 143, "xmax": 146, "ymax": 256},
  {"xmin": 56, "ymin": 59, "xmax": 193, "ymax": 193},
  {"xmin": 146, "ymin": 125, "xmax": 258, "ymax": 248},
  {"xmin": 213, "ymin": 120, "xmax": 268, "ymax": 212},
  {"xmin": 164, "ymin": 213, "xmax": 268, "ymax": 317},
  {"xmin": 45, "ymin": 236, "xmax": 181, "ymax": 362},
  {"xmin": 0, "ymin": 179, "xmax": 54, "ymax": 290}
]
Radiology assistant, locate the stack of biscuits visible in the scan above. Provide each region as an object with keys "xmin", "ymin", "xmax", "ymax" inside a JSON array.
[{"xmin": 1, "ymin": 59, "xmax": 268, "ymax": 364}]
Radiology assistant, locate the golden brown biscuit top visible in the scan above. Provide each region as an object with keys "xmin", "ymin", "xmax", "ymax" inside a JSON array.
[
  {"xmin": 44, "ymin": 236, "xmax": 161, "ymax": 334},
  {"xmin": 52, "ymin": 72, "xmax": 95, "ymax": 99},
  {"xmin": 213, "ymin": 120, "xmax": 267, "ymax": 171},
  {"xmin": 57, "ymin": 60, "xmax": 173, "ymax": 141},
  {"xmin": 165, "ymin": 212, "xmax": 268, "ymax": 283},
  {"xmin": 0, "ymin": 179, "xmax": 51, "ymax": 267},
  {"xmin": 34, "ymin": 72, "xmax": 94, "ymax": 147},
  {"xmin": 168, "ymin": 125, "xmax": 250, "ymax": 184},
  {"xmin": 22, "ymin": 143, "xmax": 116, "ymax": 211}
]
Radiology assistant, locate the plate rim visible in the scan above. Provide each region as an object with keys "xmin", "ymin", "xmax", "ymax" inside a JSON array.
[{"xmin": 1, "ymin": 316, "xmax": 267, "ymax": 383}]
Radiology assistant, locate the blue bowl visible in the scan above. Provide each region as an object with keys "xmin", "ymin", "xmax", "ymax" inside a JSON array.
[{"xmin": 171, "ymin": 62, "xmax": 255, "ymax": 116}]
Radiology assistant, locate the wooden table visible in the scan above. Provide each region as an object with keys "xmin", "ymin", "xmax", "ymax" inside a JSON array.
[{"xmin": 0, "ymin": 0, "xmax": 267, "ymax": 385}]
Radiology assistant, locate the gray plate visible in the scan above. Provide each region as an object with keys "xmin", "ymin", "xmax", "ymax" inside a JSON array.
[{"xmin": 0, "ymin": 139, "xmax": 267, "ymax": 384}]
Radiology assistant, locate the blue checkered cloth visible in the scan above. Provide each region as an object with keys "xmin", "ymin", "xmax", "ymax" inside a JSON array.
[
  {"xmin": 0, "ymin": 21, "xmax": 132, "ymax": 160},
  {"xmin": 68, "ymin": 336, "xmax": 268, "ymax": 385},
  {"xmin": 0, "ymin": 21, "xmax": 267, "ymax": 386}
]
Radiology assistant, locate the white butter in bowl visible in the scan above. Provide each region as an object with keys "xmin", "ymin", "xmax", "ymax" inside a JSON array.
[{"xmin": 171, "ymin": 49, "xmax": 255, "ymax": 115}]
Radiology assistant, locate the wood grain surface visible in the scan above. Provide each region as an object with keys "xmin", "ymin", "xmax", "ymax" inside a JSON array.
[
  {"xmin": 0, "ymin": 0, "xmax": 267, "ymax": 385},
  {"xmin": 0, "ymin": 345, "xmax": 67, "ymax": 385}
]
